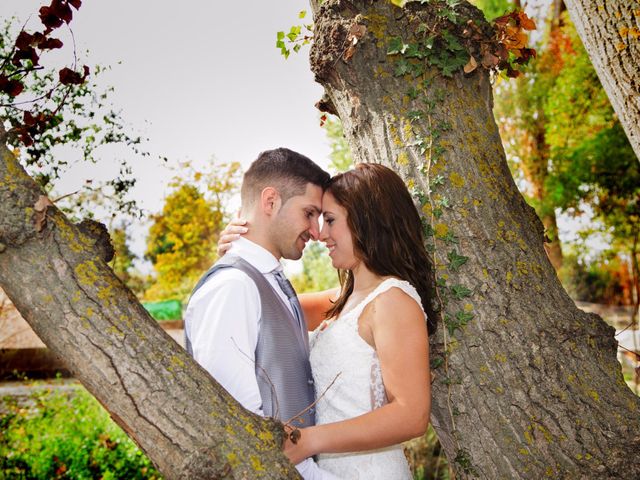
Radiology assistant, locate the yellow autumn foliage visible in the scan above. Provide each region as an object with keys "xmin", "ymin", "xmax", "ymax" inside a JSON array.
[{"xmin": 144, "ymin": 161, "xmax": 241, "ymax": 302}]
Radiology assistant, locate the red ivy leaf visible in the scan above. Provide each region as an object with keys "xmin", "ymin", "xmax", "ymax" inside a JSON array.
[
  {"xmin": 0, "ymin": 75, "xmax": 25, "ymax": 97},
  {"xmin": 12, "ymin": 46, "xmax": 40, "ymax": 67},
  {"xmin": 59, "ymin": 67, "xmax": 85, "ymax": 85},
  {"xmin": 68, "ymin": 0, "xmax": 82, "ymax": 10},
  {"xmin": 517, "ymin": 11, "xmax": 536, "ymax": 31},
  {"xmin": 8, "ymin": 126, "xmax": 34, "ymax": 147},
  {"xmin": 15, "ymin": 31, "xmax": 35, "ymax": 50},
  {"xmin": 38, "ymin": 37, "xmax": 64, "ymax": 50},
  {"xmin": 50, "ymin": 0, "xmax": 73, "ymax": 24},
  {"xmin": 506, "ymin": 65, "xmax": 521, "ymax": 78},
  {"xmin": 23, "ymin": 111, "xmax": 37, "ymax": 126},
  {"xmin": 39, "ymin": 6, "xmax": 64, "ymax": 30}
]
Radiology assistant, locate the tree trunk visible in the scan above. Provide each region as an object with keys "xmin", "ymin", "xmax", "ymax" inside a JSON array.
[
  {"xmin": 541, "ymin": 212, "xmax": 562, "ymax": 271},
  {"xmin": 564, "ymin": 0, "xmax": 640, "ymax": 162},
  {"xmin": 309, "ymin": 1, "xmax": 640, "ymax": 478},
  {"xmin": 0, "ymin": 129, "xmax": 299, "ymax": 479},
  {"xmin": 518, "ymin": 117, "xmax": 563, "ymax": 271}
]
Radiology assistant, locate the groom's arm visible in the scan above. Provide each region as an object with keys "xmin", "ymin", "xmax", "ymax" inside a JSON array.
[{"xmin": 185, "ymin": 268, "xmax": 263, "ymax": 415}]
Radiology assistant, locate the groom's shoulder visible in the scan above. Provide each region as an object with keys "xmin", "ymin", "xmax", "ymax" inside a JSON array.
[{"xmin": 191, "ymin": 266, "xmax": 258, "ymax": 303}]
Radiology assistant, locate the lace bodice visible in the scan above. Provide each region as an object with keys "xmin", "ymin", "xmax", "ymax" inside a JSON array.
[{"xmin": 309, "ymin": 278, "xmax": 426, "ymax": 479}]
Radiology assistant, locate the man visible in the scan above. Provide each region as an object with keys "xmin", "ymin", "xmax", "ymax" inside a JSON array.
[{"xmin": 184, "ymin": 148, "xmax": 339, "ymax": 479}]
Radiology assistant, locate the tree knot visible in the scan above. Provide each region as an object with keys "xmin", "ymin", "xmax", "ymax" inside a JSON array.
[{"xmin": 76, "ymin": 219, "xmax": 115, "ymax": 263}]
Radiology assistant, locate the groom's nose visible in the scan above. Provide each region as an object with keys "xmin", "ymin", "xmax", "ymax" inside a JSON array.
[{"xmin": 308, "ymin": 218, "xmax": 320, "ymax": 241}]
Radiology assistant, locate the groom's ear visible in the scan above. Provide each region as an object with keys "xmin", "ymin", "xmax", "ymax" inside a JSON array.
[{"xmin": 260, "ymin": 187, "xmax": 282, "ymax": 216}]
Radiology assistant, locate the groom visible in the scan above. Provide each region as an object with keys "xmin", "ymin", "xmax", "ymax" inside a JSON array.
[{"xmin": 184, "ymin": 148, "xmax": 339, "ymax": 479}]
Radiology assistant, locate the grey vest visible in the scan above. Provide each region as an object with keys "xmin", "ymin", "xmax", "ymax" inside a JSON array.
[{"xmin": 186, "ymin": 256, "xmax": 315, "ymax": 427}]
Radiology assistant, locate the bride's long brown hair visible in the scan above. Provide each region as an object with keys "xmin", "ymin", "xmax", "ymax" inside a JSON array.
[{"xmin": 325, "ymin": 163, "xmax": 438, "ymax": 334}]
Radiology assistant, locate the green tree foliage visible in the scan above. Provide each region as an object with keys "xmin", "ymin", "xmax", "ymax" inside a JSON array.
[
  {"xmin": 540, "ymin": 15, "xmax": 638, "ymax": 306},
  {"xmin": 144, "ymin": 161, "xmax": 241, "ymax": 302},
  {"xmin": 290, "ymin": 241, "xmax": 339, "ymax": 294},
  {"xmin": 494, "ymin": 5, "xmax": 639, "ymax": 286},
  {"xmin": 470, "ymin": 0, "xmax": 514, "ymax": 21},
  {"xmin": 0, "ymin": 384, "xmax": 160, "ymax": 479},
  {"xmin": 109, "ymin": 225, "xmax": 152, "ymax": 299},
  {"xmin": 324, "ymin": 116, "xmax": 353, "ymax": 174}
]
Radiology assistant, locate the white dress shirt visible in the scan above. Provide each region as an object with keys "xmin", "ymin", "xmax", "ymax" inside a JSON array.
[{"xmin": 184, "ymin": 237, "xmax": 340, "ymax": 480}]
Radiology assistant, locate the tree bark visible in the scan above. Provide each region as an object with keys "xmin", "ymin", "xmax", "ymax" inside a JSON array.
[
  {"xmin": 0, "ymin": 129, "xmax": 299, "ymax": 479},
  {"xmin": 309, "ymin": 1, "xmax": 640, "ymax": 478},
  {"xmin": 564, "ymin": 0, "xmax": 640, "ymax": 162}
]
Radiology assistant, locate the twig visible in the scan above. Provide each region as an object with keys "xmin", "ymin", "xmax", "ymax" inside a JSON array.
[
  {"xmin": 618, "ymin": 343, "xmax": 640, "ymax": 361},
  {"xmin": 230, "ymin": 336, "xmax": 281, "ymax": 420},
  {"xmin": 52, "ymin": 190, "xmax": 79, "ymax": 203},
  {"xmin": 284, "ymin": 372, "xmax": 341, "ymax": 426}
]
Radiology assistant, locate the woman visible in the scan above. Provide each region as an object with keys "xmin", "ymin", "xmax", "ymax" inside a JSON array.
[{"xmin": 221, "ymin": 163, "xmax": 436, "ymax": 478}]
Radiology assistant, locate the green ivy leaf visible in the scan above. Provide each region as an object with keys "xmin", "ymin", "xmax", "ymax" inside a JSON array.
[
  {"xmin": 394, "ymin": 58, "xmax": 411, "ymax": 76},
  {"xmin": 424, "ymin": 222, "xmax": 435, "ymax": 237},
  {"xmin": 407, "ymin": 110, "xmax": 423, "ymax": 122},
  {"xmin": 387, "ymin": 37, "xmax": 408, "ymax": 55},
  {"xmin": 298, "ymin": 10, "xmax": 307, "ymax": 19},
  {"xmin": 431, "ymin": 357, "xmax": 444, "ymax": 369},
  {"xmin": 430, "ymin": 174, "xmax": 444, "ymax": 186},
  {"xmin": 404, "ymin": 43, "xmax": 424, "ymax": 59},
  {"xmin": 450, "ymin": 284, "xmax": 472, "ymax": 299},
  {"xmin": 442, "ymin": 231, "xmax": 458, "ymax": 244},
  {"xmin": 448, "ymin": 249, "xmax": 468, "ymax": 271},
  {"xmin": 455, "ymin": 311, "xmax": 474, "ymax": 323}
]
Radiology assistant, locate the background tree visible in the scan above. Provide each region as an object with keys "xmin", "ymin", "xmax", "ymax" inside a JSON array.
[
  {"xmin": 563, "ymin": 0, "xmax": 640, "ymax": 163},
  {"xmin": 109, "ymin": 222, "xmax": 151, "ymax": 299},
  {"xmin": 323, "ymin": 116, "xmax": 353, "ymax": 173},
  {"xmin": 144, "ymin": 161, "xmax": 241, "ymax": 302},
  {"xmin": 290, "ymin": 241, "xmax": 338, "ymax": 294},
  {"xmin": 309, "ymin": 0, "xmax": 639, "ymax": 477}
]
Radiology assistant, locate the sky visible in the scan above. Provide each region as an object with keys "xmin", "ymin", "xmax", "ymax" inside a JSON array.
[{"xmin": 2, "ymin": 0, "xmax": 332, "ymax": 262}]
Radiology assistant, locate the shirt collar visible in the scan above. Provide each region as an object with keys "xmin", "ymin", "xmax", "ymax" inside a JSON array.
[{"xmin": 226, "ymin": 236, "xmax": 282, "ymax": 274}]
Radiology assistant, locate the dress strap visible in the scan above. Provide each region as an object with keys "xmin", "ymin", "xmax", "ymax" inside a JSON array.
[{"xmin": 347, "ymin": 278, "xmax": 427, "ymax": 322}]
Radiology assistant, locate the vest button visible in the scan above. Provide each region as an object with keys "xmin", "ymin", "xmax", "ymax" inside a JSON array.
[{"xmin": 307, "ymin": 379, "xmax": 314, "ymax": 385}]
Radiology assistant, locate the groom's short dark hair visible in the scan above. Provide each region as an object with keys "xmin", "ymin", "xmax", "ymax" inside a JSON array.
[{"xmin": 241, "ymin": 148, "xmax": 330, "ymax": 206}]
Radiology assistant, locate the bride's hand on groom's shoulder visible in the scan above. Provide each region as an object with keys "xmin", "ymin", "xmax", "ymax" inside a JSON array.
[{"xmin": 217, "ymin": 217, "xmax": 248, "ymax": 256}]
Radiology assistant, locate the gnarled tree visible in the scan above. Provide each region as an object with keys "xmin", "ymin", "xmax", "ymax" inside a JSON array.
[
  {"xmin": 309, "ymin": 0, "xmax": 639, "ymax": 478},
  {"xmin": 564, "ymin": 0, "xmax": 640, "ymax": 162}
]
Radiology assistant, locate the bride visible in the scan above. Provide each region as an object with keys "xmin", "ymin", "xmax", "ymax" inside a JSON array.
[{"xmin": 223, "ymin": 163, "xmax": 436, "ymax": 479}]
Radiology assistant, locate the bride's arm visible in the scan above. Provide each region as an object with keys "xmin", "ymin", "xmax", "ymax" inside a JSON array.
[
  {"xmin": 299, "ymin": 288, "xmax": 339, "ymax": 331},
  {"xmin": 284, "ymin": 288, "xmax": 431, "ymax": 462}
]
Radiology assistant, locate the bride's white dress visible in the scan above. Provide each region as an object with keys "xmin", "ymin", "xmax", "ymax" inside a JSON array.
[{"xmin": 309, "ymin": 278, "xmax": 426, "ymax": 479}]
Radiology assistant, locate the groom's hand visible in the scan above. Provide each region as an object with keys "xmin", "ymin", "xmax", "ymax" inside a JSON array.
[{"xmin": 217, "ymin": 218, "xmax": 248, "ymax": 256}]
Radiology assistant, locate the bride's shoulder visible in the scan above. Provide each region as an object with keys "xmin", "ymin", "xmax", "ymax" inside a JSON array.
[{"xmin": 367, "ymin": 278, "xmax": 425, "ymax": 322}]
